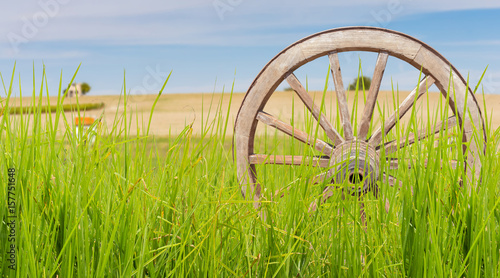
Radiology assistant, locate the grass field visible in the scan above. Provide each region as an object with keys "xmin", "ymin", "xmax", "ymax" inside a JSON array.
[{"xmin": 1, "ymin": 69, "xmax": 500, "ymax": 277}]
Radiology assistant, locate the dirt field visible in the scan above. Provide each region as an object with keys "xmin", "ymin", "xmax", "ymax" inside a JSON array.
[{"xmin": 5, "ymin": 90, "xmax": 500, "ymax": 137}]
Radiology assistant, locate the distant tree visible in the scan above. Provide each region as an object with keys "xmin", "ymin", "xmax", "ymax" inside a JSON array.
[
  {"xmin": 347, "ymin": 76, "xmax": 371, "ymax": 91},
  {"xmin": 283, "ymin": 87, "xmax": 294, "ymax": 92},
  {"xmin": 80, "ymin": 83, "xmax": 91, "ymax": 95}
]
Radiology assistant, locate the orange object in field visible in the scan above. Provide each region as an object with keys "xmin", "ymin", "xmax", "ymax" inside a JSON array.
[{"xmin": 75, "ymin": 117, "xmax": 95, "ymax": 126}]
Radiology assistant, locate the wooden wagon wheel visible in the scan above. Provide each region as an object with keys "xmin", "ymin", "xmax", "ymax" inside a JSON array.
[{"xmin": 234, "ymin": 27, "xmax": 486, "ymax": 214}]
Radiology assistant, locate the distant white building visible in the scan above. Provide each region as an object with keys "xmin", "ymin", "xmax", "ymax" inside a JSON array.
[{"xmin": 65, "ymin": 83, "xmax": 83, "ymax": 97}]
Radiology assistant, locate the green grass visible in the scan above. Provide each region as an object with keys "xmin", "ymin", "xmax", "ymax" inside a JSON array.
[{"xmin": 0, "ymin": 66, "xmax": 499, "ymax": 277}]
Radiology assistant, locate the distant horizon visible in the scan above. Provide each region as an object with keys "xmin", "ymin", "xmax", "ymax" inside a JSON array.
[{"xmin": 5, "ymin": 88, "xmax": 453, "ymax": 100}]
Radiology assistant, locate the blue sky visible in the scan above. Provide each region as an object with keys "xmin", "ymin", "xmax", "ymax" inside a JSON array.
[{"xmin": 1, "ymin": 0, "xmax": 500, "ymax": 96}]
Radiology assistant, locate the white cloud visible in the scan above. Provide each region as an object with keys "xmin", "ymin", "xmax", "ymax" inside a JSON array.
[
  {"xmin": 0, "ymin": 45, "xmax": 87, "ymax": 60},
  {"xmin": 1, "ymin": 0, "xmax": 499, "ymax": 48},
  {"xmin": 437, "ymin": 40, "xmax": 500, "ymax": 47}
]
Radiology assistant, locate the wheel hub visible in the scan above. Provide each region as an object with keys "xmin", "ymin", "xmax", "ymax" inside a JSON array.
[{"xmin": 328, "ymin": 140, "xmax": 380, "ymax": 194}]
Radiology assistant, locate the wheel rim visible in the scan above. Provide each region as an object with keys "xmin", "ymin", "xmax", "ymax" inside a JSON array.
[{"xmin": 234, "ymin": 26, "xmax": 486, "ymax": 207}]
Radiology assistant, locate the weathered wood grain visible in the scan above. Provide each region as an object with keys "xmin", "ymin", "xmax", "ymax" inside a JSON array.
[
  {"xmin": 286, "ymin": 73, "xmax": 344, "ymax": 146},
  {"xmin": 328, "ymin": 52, "xmax": 354, "ymax": 141},
  {"xmin": 256, "ymin": 111, "xmax": 333, "ymax": 156},
  {"xmin": 358, "ymin": 52, "xmax": 389, "ymax": 140},
  {"xmin": 381, "ymin": 116, "xmax": 457, "ymax": 155},
  {"xmin": 370, "ymin": 76, "xmax": 435, "ymax": 147},
  {"xmin": 249, "ymin": 154, "xmax": 330, "ymax": 167}
]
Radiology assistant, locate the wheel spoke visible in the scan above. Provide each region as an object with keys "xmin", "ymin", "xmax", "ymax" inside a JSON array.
[
  {"xmin": 369, "ymin": 76, "xmax": 436, "ymax": 146},
  {"xmin": 286, "ymin": 73, "xmax": 344, "ymax": 146},
  {"xmin": 308, "ymin": 185, "xmax": 344, "ymax": 212},
  {"xmin": 249, "ymin": 154, "xmax": 330, "ymax": 167},
  {"xmin": 359, "ymin": 201, "xmax": 367, "ymax": 227},
  {"xmin": 386, "ymin": 158, "xmax": 400, "ymax": 170},
  {"xmin": 275, "ymin": 171, "xmax": 331, "ymax": 199},
  {"xmin": 385, "ymin": 157, "xmax": 426, "ymax": 170},
  {"xmin": 328, "ymin": 52, "xmax": 354, "ymax": 141},
  {"xmin": 380, "ymin": 116, "xmax": 457, "ymax": 155},
  {"xmin": 358, "ymin": 52, "xmax": 389, "ymax": 140},
  {"xmin": 449, "ymin": 159, "xmax": 459, "ymax": 170},
  {"xmin": 385, "ymin": 198, "xmax": 391, "ymax": 213},
  {"xmin": 384, "ymin": 157, "xmax": 459, "ymax": 170},
  {"xmin": 257, "ymin": 111, "xmax": 333, "ymax": 156},
  {"xmin": 311, "ymin": 172, "xmax": 329, "ymax": 184},
  {"xmin": 381, "ymin": 173, "xmax": 403, "ymax": 188},
  {"xmin": 386, "ymin": 157, "xmax": 430, "ymax": 170},
  {"xmin": 381, "ymin": 172, "xmax": 414, "ymax": 195}
]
